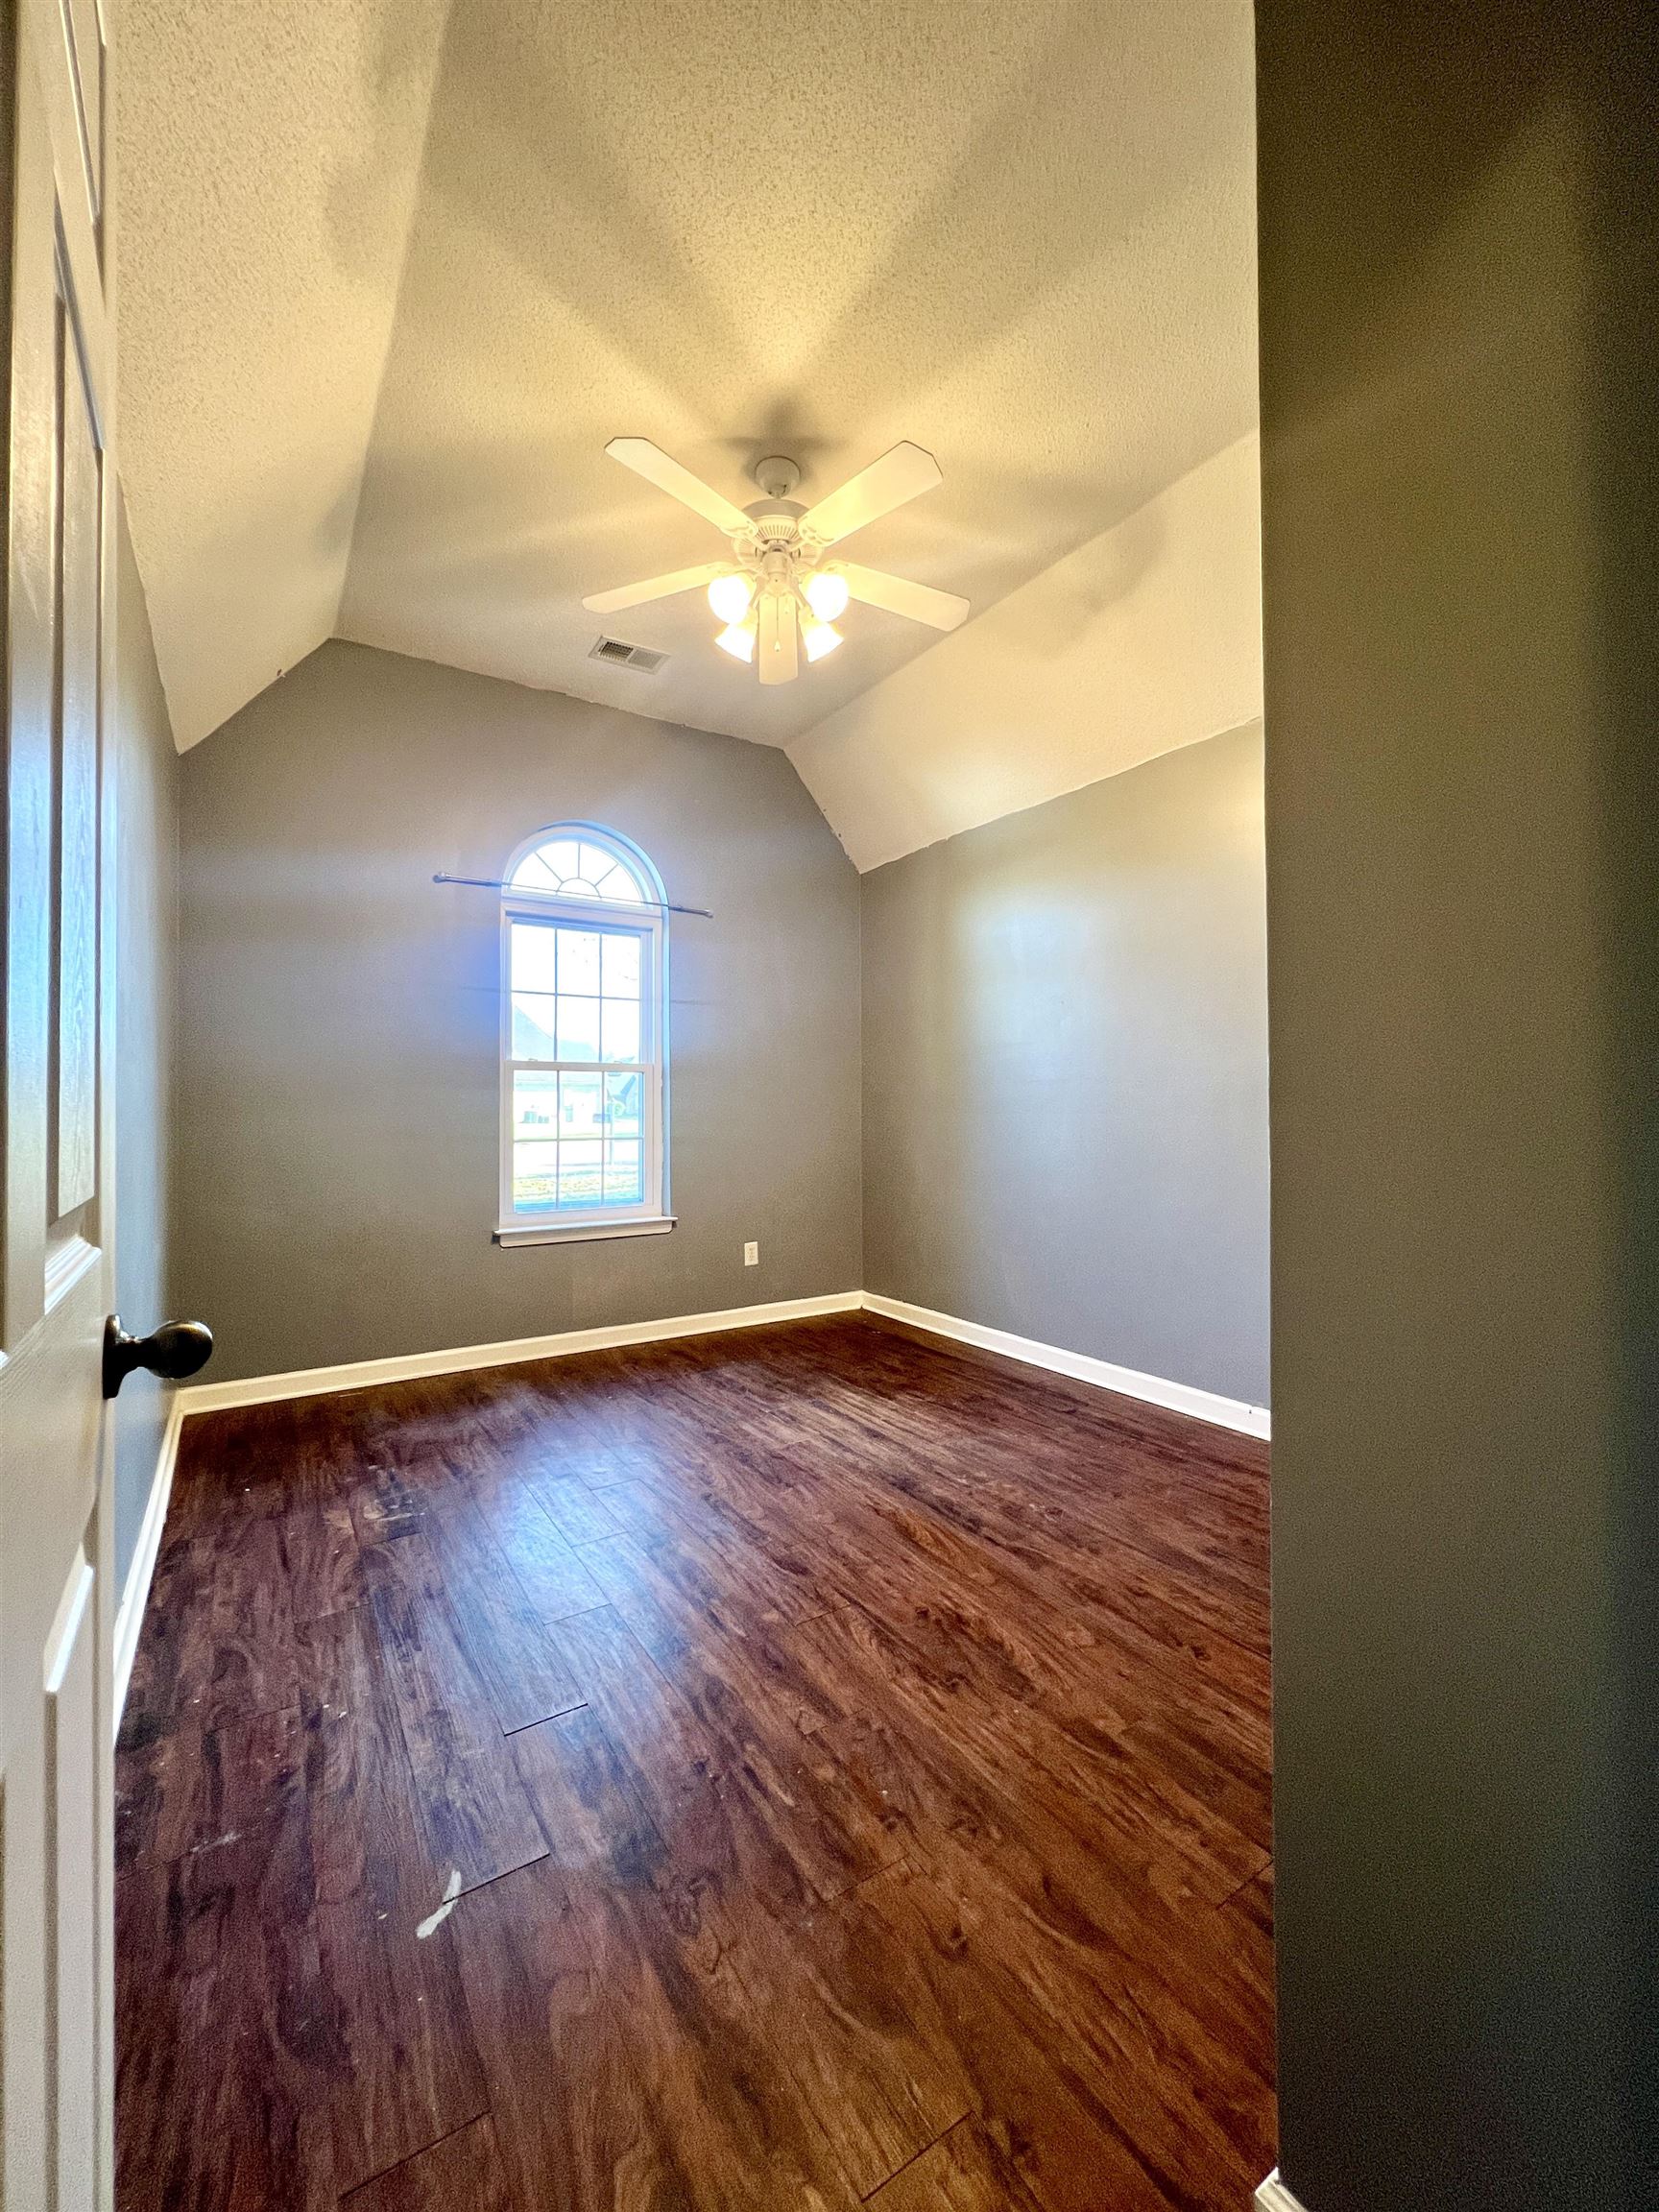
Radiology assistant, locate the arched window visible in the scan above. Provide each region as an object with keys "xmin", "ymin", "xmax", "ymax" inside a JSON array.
[
  {"xmin": 507, "ymin": 831, "xmax": 653, "ymax": 905},
  {"xmin": 496, "ymin": 824, "xmax": 670, "ymax": 1245}
]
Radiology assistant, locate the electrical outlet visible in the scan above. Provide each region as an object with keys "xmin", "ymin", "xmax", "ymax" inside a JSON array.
[{"xmin": 743, "ymin": 1241, "xmax": 759, "ymax": 1267}]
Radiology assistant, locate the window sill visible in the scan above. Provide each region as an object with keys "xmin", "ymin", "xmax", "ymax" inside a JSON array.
[{"xmin": 493, "ymin": 1214, "xmax": 677, "ymax": 1249}]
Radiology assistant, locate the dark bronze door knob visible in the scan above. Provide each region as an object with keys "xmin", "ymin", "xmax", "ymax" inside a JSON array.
[{"xmin": 103, "ymin": 1314, "xmax": 214, "ymax": 1399}]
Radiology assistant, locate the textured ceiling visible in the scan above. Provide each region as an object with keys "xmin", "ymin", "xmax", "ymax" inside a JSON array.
[
  {"xmin": 117, "ymin": 0, "xmax": 450, "ymax": 750},
  {"xmin": 118, "ymin": 0, "xmax": 1258, "ymax": 756},
  {"xmin": 794, "ymin": 437, "xmax": 1263, "ymax": 871}
]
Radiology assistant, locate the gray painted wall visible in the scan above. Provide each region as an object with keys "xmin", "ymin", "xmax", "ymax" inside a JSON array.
[
  {"xmin": 1259, "ymin": 6, "xmax": 1656, "ymax": 2208},
  {"xmin": 861, "ymin": 724, "xmax": 1269, "ymax": 1407},
  {"xmin": 112, "ymin": 508, "xmax": 179, "ymax": 1586},
  {"xmin": 173, "ymin": 644, "xmax": 862, "ymax": 1382}
]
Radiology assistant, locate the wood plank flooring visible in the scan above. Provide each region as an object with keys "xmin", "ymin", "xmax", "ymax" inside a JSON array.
[{"xmin": 116, "ymin": 1313, "xmax": 1275, "ymax": 2210}]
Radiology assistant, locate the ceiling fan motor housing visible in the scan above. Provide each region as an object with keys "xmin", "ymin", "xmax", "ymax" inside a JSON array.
[
  {"xmin": 744, "ymin": 498, "xmax": 808, "ymax": 543},
  {"xmin": 736, "ymin": 499, "xmax": 828, "ymax": 596}
]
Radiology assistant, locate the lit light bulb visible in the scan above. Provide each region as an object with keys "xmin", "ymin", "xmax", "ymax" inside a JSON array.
[
  {"xmin": 802, "ymin": 619, "xmax": 843, "ymax": 662},
  {"xmin": 708, "ymin": 572, "xmax": 754, "ymax": 625},
  {"xmin": 715, "ymin": 620, "xmax": 757, "ymax": 662},
  {"xmin": 804, "ymin": 569, "xmax": 850, "ymax": 622}
]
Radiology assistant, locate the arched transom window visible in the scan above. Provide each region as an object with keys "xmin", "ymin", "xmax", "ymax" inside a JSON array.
[
  {"xmin": 496, "ymin": 824, "xmax": 670, "ymax": 1245},
  {"xmin": 509, "ymin": 831, "xmax": 651, "ymax": 905}
]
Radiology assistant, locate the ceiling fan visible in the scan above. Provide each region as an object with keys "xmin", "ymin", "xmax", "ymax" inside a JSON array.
[{"xmin": 583, "ymin": 439, "xmax": 969, "ymax": 684}]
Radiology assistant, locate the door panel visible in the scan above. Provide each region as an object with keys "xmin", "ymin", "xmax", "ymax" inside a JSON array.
[
  {"xmin": 46, "ymin": 1547, "xmax": 99, "ymax": 2212},
  {"xmin": 56, "ymin": 300, "xmax": 103, "ymax": 1222},
  {"xmin": 1, "ymin": 2, "xmax": 119, "ymax": 2208}
]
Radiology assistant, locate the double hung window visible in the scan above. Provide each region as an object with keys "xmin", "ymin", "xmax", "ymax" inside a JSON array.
[{"xmin": 497, "ymin": 826, "xmax": 668, "ymax": 1243}]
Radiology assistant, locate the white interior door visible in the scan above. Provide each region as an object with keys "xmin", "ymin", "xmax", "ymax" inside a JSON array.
[{"xmin": 0, "ymin": 1, "xmax": 120, "ymax": 2207}]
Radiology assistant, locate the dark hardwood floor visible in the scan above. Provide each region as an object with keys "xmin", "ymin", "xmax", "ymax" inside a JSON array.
[{"xmin": 116, "ymin": 1313, "xmax": 1274, "ymax": 2211}]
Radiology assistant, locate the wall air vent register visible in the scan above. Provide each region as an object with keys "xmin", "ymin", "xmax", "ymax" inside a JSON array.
[{"xmin": 588, "ymin": 635, "xmax": 668, "ymax": 674}]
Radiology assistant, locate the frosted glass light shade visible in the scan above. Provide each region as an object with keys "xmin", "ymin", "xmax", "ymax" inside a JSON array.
[
  {"xmin": 804, "ymin": 569, "xmax": 850, "ymax": 621},
  {"xmin": 708, "ymin": 572, "xmax": 755, "ymax": 624}
]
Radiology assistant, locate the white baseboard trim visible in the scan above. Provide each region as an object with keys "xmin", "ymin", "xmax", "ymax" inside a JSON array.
[
  {"xmin": 174, "ymin": 1291, "xmax": 866, "ymax": 1417},
  {"xmin": 112, "ymin": 1392, "xmax": 185, "ymax": 1726},
  {"xmin": 860, "ymin": 1292, "xmax": 1271, "ymax": 1439},
  {"xmin": 1255, "ymin": 2172, "xmax": 1310, "ymax": 2212},
  {"xmin": 167, "ymin": 1288, "xmax": 1268, "ymax": 1438}
]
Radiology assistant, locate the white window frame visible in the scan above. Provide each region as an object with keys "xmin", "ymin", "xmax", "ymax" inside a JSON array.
[{"xmin": 494, "ymin": 824, "xmax": 672, "ymax": 1247}]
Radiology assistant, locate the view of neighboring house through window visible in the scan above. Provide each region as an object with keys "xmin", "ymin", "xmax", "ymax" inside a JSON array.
[{"xmin": 499, "ymin": 826, "xmax": 667, "ymax": 1238}]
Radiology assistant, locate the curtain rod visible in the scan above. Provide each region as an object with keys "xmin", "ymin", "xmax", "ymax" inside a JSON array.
[{"xmin": 432, "ymin": 873, "xmax": 713, "ymax": 920}]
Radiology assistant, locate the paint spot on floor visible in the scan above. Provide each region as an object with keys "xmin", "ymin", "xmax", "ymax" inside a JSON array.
[
  {"xmin": 416, "ymin": 1868, "xmax": 463, "ymax": 1939},
  {"xmin": 188, "ymin": 1829, "xmax": 242, "ymax": 1857}
]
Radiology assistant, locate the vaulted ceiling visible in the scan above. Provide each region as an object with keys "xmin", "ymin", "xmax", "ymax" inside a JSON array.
[{"xmin": 118, "ymin": 0, "xmax": 1257, "ymax": 806}]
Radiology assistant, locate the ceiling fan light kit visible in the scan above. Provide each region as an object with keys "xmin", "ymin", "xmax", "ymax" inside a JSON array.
[{"xmin": 583, "ymin": 437, "xmax": 970, "ymax": 684}]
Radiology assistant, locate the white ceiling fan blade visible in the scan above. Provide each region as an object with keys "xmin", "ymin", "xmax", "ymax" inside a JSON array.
[
  {"xmin": 605, "ymin": 437, "xmax": 752, "ymax": 537},
  {"xmin": 757, "ymin": 592, "xmax": 799, "ymax": 684},
  {"xmin": 582, "ymin": 562, "xmax": 723, "ymax": 613},
  {"xmin": 840, "ymin": 562, "xmax": 970, "ymax": 633},
  {"xmin": 802, "ymin": 441, "xmax": 943, "ymax": 545}
]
